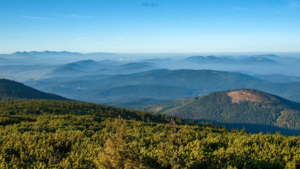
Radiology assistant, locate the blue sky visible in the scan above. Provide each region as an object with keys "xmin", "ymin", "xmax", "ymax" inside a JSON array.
[{"xmin": 0, "ymin": 0, "xmax": 300, "ymax": 54}]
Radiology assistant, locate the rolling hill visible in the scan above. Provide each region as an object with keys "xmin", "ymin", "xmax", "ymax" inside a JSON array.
[
  {"xmin": 118, "ymin": 62, "xmax": 157, "ymax": 71},
  {"xmin": 59, "ymin": 69, "xmax": 265, "ymax": 92},
  {"xmin": 139, "ymin": 89, "xmax": 300, "ymax": 130},
  {"xmin": 0, "ymin": 78, "xmax": 68, "ymax": 100},
  {"xmin": 45, "ymin": 59, "xmax": 108, "ymax": 77}
]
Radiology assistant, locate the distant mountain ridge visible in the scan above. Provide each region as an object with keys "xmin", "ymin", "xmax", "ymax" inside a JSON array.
[
  {"xmin": 184, "ymin": 55, "xmax": 279, "ymax": 65},
  {"xmin": 251, "ymin": 54, "xmax": 279, "ymax": 58},
  {"xmin": 0, "ymin": 79, "xmax": 68, "ymax": 101},
  {"xmin": 46, "ymin": 60, "xmax": 158, "ymax": 78},
  {"xmin": 0, "ymin": 51, "xmax": 118, "ymax": 66},
  {"xmin": 0, "ymin": 51, "xmax": 116, "ymax": 57},
  {"xmin": 2, "ymin": 51, "xmax": 82, "ymax": 57}
]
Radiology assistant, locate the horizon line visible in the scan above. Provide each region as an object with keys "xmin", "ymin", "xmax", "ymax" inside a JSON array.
[{"xmin": 1, "ymin": 50, "xmax": 300, "ymax": 55}]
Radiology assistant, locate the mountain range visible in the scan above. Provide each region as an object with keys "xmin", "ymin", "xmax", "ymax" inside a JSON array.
[
  {"xmin": 1, "ymin": 51, "xmax": 300, "ymax": 81},
  {"xmin": 24, "ymin": 69, "xmax": 300, "ymax": 105},
  {"xmin": 1, "ymin": 51, "xmax": 300, "ymax": 106}
]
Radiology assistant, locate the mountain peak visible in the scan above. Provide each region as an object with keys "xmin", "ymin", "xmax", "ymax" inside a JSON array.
[
  {"xmin": 227, "ymin": 89, "xmax": 268, "ymax": 103},
  {"xmin": 226, "ymin": 89, "xmax": 282, "ymax": 104}
]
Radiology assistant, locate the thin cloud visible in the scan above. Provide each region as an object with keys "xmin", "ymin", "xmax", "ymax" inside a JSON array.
[
  {"xmin": 142, "ymin": 3, "xmax": 159, "ymax": 7},
  {"xmin": 20, "ymin": 15, "xmax": 48, "ymax": 20},
  {"xmin": 53, "ymin": 13, "xmax": 91, "ymax": 18}
]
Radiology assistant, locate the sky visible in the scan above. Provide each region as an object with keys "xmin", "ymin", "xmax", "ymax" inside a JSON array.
[{"xmin": 0, "ymin": 0, "xmax": 300, "ymax": 54}]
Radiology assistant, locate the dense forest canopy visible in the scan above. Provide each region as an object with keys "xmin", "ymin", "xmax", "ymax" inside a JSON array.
[{"xmin": 0, "ymin": 100, "xmax": 300, "ymax": 168}]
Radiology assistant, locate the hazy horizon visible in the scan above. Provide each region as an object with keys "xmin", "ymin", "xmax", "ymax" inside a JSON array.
[{"xmin": 2, "ymin": 50, "xmax": 300, "ymax": 57}]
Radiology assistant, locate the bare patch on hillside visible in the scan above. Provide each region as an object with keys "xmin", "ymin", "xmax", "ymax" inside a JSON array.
[
  {"xmin": 154, "ymin": 107, "xmax": 162, "ymax": 113},
  {"xmin": 227, "ymin": 90, "xmax": 265, "ymax": 104}
]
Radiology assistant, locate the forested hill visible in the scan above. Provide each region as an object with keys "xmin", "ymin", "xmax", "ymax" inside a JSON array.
[
  {"xmin": 0, "ymin": 78, "xmax": 68, "ymax": 100},
  {"xmin": 138, "ymin": 89, "xmax": 300, "ymax": 130}
]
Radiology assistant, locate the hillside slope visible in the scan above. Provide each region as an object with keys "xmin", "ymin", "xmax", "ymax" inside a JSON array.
[
  {"xmin": 0, "ymin": 78, "xmax": 68, "ymax": 100},
  {"xmin": 139, "ymin": 89, "xmax": 300, "ymax": 130}
]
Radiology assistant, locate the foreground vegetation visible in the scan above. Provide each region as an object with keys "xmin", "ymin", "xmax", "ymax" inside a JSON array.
[{"xmin": 0, "ymin": 100, "xmax": 300, "ymax": 168}]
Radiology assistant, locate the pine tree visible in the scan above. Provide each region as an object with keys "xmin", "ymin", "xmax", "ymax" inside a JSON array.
[{"xmin": 96, "ymin": 118, "xmax": 142, "ymax": 169}]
